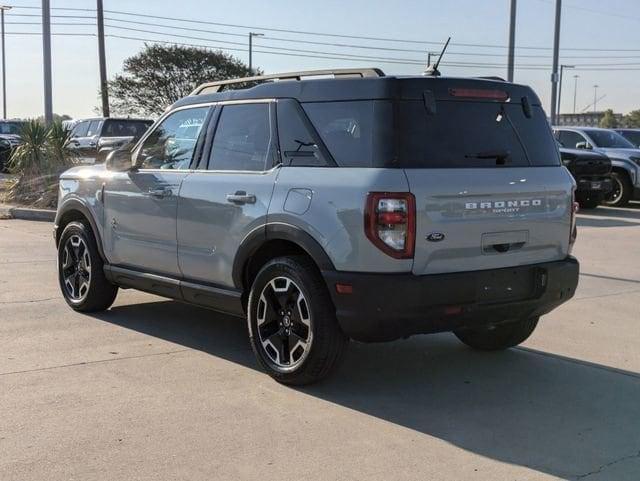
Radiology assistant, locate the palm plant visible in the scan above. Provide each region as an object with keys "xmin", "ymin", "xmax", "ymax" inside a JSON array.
[
  {"xmin": 8, "ymin": 120, "xmax": 51, "ymax": 177},
  {"xmin": 47, "ymin": 120, "xmax": 77, "ymax": 167}
]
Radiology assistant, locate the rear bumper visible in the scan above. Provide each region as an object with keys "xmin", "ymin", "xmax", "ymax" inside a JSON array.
[{"xmin": 322, "ymin": 257, "xmax": 579, "ymax": 342}]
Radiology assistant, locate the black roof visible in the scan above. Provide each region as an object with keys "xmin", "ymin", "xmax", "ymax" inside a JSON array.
[{"xmin": 172, "ymin": 76, "xmax": 541, "ymax": 109}]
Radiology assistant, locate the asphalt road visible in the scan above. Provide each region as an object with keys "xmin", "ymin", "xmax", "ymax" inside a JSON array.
[{"xmin": 1, "ymin": 205, "xmax": 640, "ymax": 481}]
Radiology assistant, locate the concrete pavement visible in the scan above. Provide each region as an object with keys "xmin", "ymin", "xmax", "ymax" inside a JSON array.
[{"xmin": 1, "ymin": 205, "xmax": 640, "ymax": 480}]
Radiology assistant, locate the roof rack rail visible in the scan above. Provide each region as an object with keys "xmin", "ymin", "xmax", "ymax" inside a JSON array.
[{"xmin": 191, "ymin": 68, "xmax": 385, "ymax": 95}]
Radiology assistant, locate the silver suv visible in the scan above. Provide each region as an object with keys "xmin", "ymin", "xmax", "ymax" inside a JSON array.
[
  {"xmin": 54, "ymin": 68, "xmax": 579, "ymax": 384},
  {"xmin": 554, "ymin": 126, "xmax": 640, "ymax": 206}
]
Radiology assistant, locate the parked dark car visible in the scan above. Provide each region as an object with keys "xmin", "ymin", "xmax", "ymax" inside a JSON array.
[
  {"xmin": 0, "ymin": 120, "xmax": 25, "ymax": 172},
  {"xmin": 0, "ymin": 137, "xmax": 12, "ymax": 172},
  {"xmin": 559, "ymin": 146, "xmax": 612, "ymax": 209},
  {"xmin": 69, "ymin": 117, "xmax": 153, "ymax": 163},
  {"xmin": 616, "ymin": 129, "xmax": 640, "ymax": 148}
]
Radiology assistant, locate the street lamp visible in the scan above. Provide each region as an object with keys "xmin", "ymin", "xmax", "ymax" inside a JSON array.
[
  {"xmin": 248, "ymin": 32, "xmax": 264, "ymax": 74},
  {"xmin": 556, "ymin": 64, "xmax": 574, "ymax": 120},
  {"xmin": 572, "ymin": 74, "xmax": 579, "ymax": 114},
  {"xmin": 0, "ymin": 4, "xmax": 12, "ymax": 120},
  {"xmin": 593, "ymin": 84, "xmax": 599, "ymax": 113}
]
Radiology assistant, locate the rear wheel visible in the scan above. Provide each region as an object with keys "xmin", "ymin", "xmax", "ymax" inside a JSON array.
[
  {"xmin": 454, "ymin": 317, "xmax": 539, "ymax": 351},
  {"xmin": 57, "ymin": 221, "xmax": 118, "ymax": 312},
  {"xmin": 603, "ymin": 171, "xmax": 632, "ymax": 207},
  {"xmin": 247, "ymin": 256, "xmax": 348, "ymax": 385}
]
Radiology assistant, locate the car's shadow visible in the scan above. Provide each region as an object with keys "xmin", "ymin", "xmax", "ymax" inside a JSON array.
[
  {"xmin": 577, "ymin": 202, "xmax": 640, "ymax": 227},
  {"xmin": 93, "ymin": 300, "xmax": 640, "ymax": 481}
]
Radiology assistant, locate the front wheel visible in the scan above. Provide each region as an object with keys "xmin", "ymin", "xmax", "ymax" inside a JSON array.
[
  {"xmin": 454, "ymin": 317, "xmax": 539, "ymax": 351},
  {"xmin": 247, "ymin": 256, "xmax": 348, "ymax": 385},
  {"xmin": 603, "ymin": 172, "xmax": 632, "ymax": 207},
  {"xmin": 57, "ymin": 221, "xmax": 118, "ymax": 312}
]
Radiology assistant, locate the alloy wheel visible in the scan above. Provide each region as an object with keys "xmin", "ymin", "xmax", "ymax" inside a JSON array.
[
  {"xmin": 256, "ymin": 276, "xmax": 313, "ymax": 371},
  {"xmin": 604, "ymin": 176, "xmax": 623, "ymax": 205},
  {"xmin": 61, "ymin": 235, "xmax": 92, "ymax": 302}
]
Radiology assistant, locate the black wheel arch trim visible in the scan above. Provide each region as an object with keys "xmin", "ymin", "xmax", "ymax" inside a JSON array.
[
  {"xmin": 232, "ymin": 222, "xmax": 336, "ymax": 289},
  {"xmin": 55, "ymin": 199, "xmax": 106, "ymax": 261}
]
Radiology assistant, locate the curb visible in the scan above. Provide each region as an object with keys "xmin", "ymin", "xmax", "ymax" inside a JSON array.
[{"xmin": 0, "ymin": 205, "xmax": 56, "ymax": 222}]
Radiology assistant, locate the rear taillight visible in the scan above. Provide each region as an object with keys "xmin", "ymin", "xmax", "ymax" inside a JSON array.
[
  {"xmin": 569, "ymin": 188, "xmax": 578, "ymax": 251},
  {"xmin": 365, "ymin": 192, "xmax": 416, "ymax": 259}
]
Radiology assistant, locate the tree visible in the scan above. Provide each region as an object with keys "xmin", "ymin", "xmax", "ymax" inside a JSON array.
[
  {"xmin": 108, "ymin": 44, "xmax": 256, "ymax": 117},
  {"xmin": 624, "ymin": 109, "xmax": 640, "ymax": 128},
  {"xmin": 599, "ymin": 109, "xmax": 619, "ymax": 128}
]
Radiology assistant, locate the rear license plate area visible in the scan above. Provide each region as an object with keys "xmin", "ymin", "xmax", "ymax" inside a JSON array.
[{"xmin": 476, "ymin": 268, "xmax": 536, "ymax": 303}]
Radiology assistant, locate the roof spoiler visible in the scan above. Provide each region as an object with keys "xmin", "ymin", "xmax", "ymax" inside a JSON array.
[{"xmin": 190, "ymin": 68, "xmax": 385, "ymax": 95}]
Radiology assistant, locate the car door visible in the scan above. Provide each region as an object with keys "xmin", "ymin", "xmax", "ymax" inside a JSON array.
[
  {"xmin": 69, "ymin": 121, "xmax": 89, "ymax": 159},
  {"xmin": 103, "ymin": 105, "xmax": 211, "ymax": 277},
  {"xmin": 73, "ymin": 120, "xmax": 102, "ymax": 163},
  {"xmin": 177, "ymin": 100, "xmax": 279, "ymax": 288}
]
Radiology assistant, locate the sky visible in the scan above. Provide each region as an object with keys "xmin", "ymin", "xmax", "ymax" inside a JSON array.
[{"xmin": 4, "ymin": 0, "xmax": 640, "ymax": 120}]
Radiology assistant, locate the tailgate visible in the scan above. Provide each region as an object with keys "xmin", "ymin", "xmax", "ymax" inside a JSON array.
[{"xmin": 407, "ymin": 167, "xmax": 573, "ymax": 275}]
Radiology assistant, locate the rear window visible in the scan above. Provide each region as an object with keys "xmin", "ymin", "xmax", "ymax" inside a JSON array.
[
  {"xmin": 303, "ymin": 99, "xmax": 559, "ymax": 168},
  {"xmin": 102, "ymin": 119, "xmax": 151, "ymax": 138}
]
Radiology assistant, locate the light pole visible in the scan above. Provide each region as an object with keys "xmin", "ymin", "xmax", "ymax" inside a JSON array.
[
  {"xmin": 0, "ymin": 4, "xmax": 11, "ymax": 120},
  {"xmin": 549, "ymin": 0, "xmax": 562, "ymax": 125},
  {"xmin": 248, "ymin": 32, "xmax": 263, "ymax": 74},
  {"xmin": 42, "ymin": 0, "xmax": 53, "ymax": 125},
  {"xmin": 97, "ymin": 0, "xmax": 109, "ymax": 117},
  {"xmin": 557, "ymin": 64, "xmax": 574, "ymax": 118},
  {"xmin": 507, "ymin": 0, "xmax": 517, "ymax": 82},
  {"xmin": 593, "ymin": 84, "xmax": 599, "ymax": 113},
  {"xmin": 572, "ymin": 74, "xmax": 579, "ymax": 114}
]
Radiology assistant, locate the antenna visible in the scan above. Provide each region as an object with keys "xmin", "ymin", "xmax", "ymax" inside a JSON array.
[{"xmin": 423, "ymin": 37, "xmax": 451, "ymax": 77}]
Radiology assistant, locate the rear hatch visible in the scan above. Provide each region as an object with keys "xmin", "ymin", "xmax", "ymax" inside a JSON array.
[{"xmin": 396, "ymin": 80, "xmax": 573, "ymax": 275}]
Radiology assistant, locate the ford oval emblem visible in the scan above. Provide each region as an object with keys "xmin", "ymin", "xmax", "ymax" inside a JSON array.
[{"xmin": 426, "ymin": 232, "xmax": 445, "ymax": 242}]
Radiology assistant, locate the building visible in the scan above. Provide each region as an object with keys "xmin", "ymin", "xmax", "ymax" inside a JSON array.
[{"xmin": 556, "ymin": 111, "xmax": 624, "ymax": 127}]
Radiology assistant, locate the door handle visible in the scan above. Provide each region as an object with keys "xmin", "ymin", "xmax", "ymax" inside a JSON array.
[
  {"xmin": 148, "ymin": 187, "xmax": 172, "ymax": 198},
  {"xmin": 226, "ymin": 191, "xmax": 256, "ymax": 204}
]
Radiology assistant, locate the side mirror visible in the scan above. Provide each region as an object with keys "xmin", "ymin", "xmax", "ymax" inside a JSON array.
[
  {"xmin": 575, "ymin": 141, "xmax": 592, "ymax": 150},
  {"xmin": 105, "ymin": 149, "xmax": 135, "ymax": 171}
]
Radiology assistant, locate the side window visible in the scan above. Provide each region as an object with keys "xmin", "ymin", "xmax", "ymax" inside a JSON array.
[
  {"xmin": 560, "ymin": 131, "xmax": 585, "ymax": 149},
  {"xmin": 208, "ymin": 103, "xmax": 271, "ymax": 171},
  {"xmin": 86, "ymin": 120, "xmax": 102, "ymax": 137},
  {"xmin": 137, "ymin": 107, "xmax": 209, "ymax": 170},
  {"xmin": 71, "ymin": 121, "xmax": 89, "ymax": 138},
  {"xmin": 277, "ymin": 99, "xmax": 330, "ymax": 167}
]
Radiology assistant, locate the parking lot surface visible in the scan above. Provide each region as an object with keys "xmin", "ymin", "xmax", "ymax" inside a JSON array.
[{"xmin": 1, "ymin": 205, "xmax": 640, "ymax": 481}]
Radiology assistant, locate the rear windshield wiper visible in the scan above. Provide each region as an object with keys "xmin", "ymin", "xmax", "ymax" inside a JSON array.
[{"xmin": 464, "ymin": 149, "xmax": 512, "ymax": 165}]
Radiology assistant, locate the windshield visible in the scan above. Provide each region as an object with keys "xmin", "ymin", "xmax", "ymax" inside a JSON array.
[
  {"xmin": 0, "ymin": 122, "xmax": 23, "ymax": 135},
  {"xmin": 618, "ymin": 130, "xmax": 640, "ymax": 147},
  {"xmin": 585, "ymin": 129, "xmax": 635, "ymax": 149},
  {"xmin": 303, "ymin": 100, "xmax": 559, "ymax": 168}
]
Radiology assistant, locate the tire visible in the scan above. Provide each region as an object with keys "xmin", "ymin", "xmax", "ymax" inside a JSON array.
[
  {"xmin": 247, "ymin": 255, "xmax": 348, "ymax": 385},
  {"xmin": 454, "ymin": 317, "xmax": 539, "ymax": 351},
  {"xmin": 603, "ymin": 171, "xmax": 632, "ymax": 207},
  {"xmin": 57, "ymin": 221, "xmax": 118, "ymax": 312},
  {"xmin": 579, "ymin": 198, "xmax": 599, "ymax": 209}
]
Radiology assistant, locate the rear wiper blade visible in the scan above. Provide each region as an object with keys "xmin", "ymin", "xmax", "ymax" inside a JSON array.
[{"xmin": 464, "ymin": 149, "xmax": 512, "ymax": 164}]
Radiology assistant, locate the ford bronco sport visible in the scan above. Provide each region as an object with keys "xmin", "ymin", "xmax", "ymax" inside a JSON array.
[{"xmin": 54, "ymin": 68, "xmax": 579, "ymax": 385}]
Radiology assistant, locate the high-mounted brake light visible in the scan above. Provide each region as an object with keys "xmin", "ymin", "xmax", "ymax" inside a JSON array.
[
  {"xmin": 449, "ymin": 88, "xmax": 509, "ymax": 101},
  {"xmin": 365, "ymin": 192, "xmax": 416, "ymax": 259}
]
